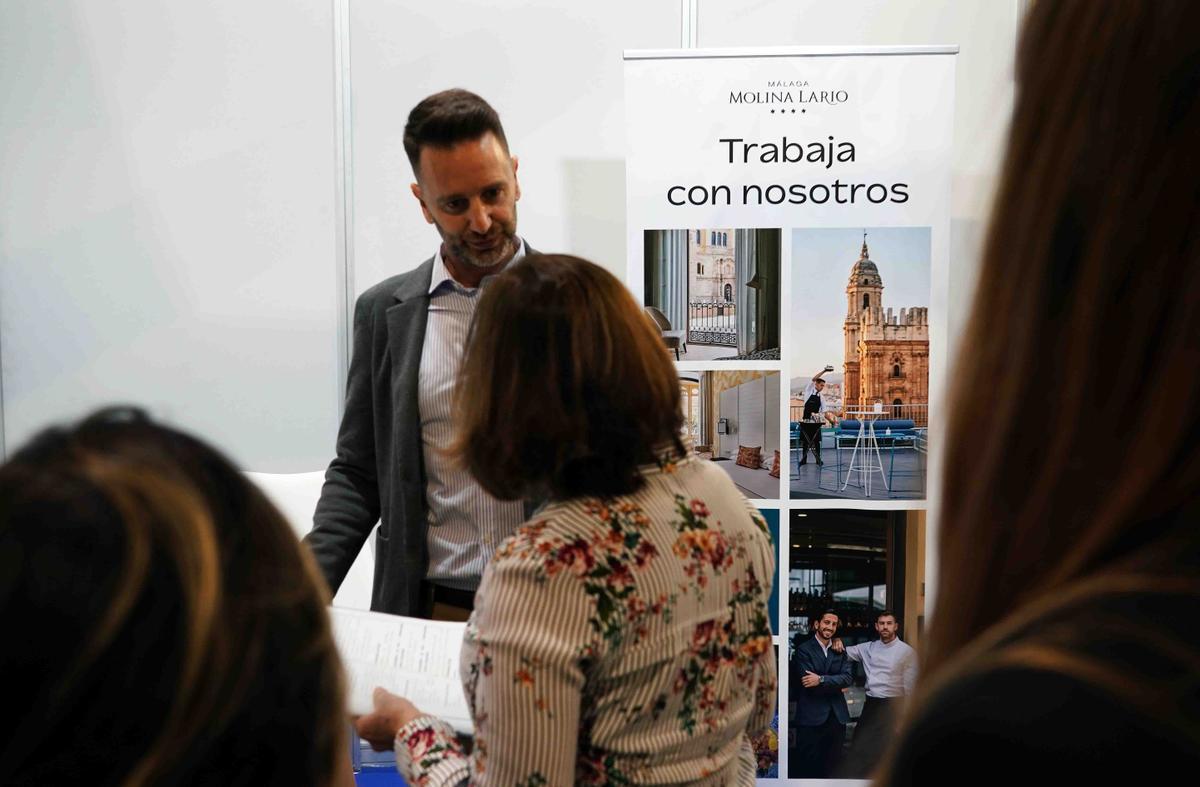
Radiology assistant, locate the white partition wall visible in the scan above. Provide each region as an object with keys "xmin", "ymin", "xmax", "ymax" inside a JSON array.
[{"xmin": 0, "ymin": 0, "xmax": 340, "ymax": 469}]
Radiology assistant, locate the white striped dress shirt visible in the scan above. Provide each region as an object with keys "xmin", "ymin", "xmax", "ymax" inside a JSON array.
[
  {"xmin": 419, "ymin": 243, "xmax": 527, "ymax": 589},
  {"xmin": 845, "ymin": 637, "xmax": 918, "ymax": 698}
]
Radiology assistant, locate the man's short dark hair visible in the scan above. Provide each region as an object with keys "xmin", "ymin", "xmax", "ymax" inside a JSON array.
[
  {"xmin": 817, "ymin": 609, "xmax": 839, "ymax": 623},
  {"xmin": 876, "ymin": 609, "xmax": 897, "ymax": 623},
  {"xmin": 403, "ymin": 89, "xmax": 509, "ymax": 173}
]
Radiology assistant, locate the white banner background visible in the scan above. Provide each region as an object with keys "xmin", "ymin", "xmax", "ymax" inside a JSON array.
[{"xmin": 625, "ymin": 46, "xmax": 956, "ymax": 785}]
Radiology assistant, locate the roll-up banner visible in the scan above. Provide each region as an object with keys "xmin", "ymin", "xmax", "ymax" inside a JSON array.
[{"xmin": 625, "ymin": 46, "xmax": 956, "ymax": 783}]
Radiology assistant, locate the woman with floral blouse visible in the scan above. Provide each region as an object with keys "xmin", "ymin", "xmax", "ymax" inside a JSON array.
[{"xmin": 356, "ymin": 253, "xmax": 776, "ymax": 786}]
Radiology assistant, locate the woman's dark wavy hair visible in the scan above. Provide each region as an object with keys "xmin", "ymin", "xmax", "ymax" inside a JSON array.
[
  {"xmin": 452, "ymin": 254, "xmax": 684, "ymax": 501},
  {"xmin": 0, "ymin": 407, "xmax": 345, "ymax": 786}
]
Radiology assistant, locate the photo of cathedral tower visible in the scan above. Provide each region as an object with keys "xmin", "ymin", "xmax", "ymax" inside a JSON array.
[
  {"xmin": 789, "ymin": 226, "xmax": 931, "ymax": 501},
  {"xmin": 843, "ymin": 234, "xmax": 929, "ymax": 424}
]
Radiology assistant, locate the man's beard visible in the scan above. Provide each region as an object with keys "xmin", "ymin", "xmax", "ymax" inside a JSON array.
[
  {"xmin": 448, "ymin": 233, "xmax": 517, "ymax": 269},
  {"xmin": 441, "ymin": 212, "xmax": 519, "ymax": 270}
]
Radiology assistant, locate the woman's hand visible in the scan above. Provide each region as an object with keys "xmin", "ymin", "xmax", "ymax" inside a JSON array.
[{"xmin": 354, "ymin": 687, "xmax": 426, "ymax": 751}]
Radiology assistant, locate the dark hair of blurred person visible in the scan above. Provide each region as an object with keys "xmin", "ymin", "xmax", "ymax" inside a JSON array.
[
  {"xmin": 881, "ymin": 2, "xmax": 1200, "ymax": 783},
  {"xmin": 0, "ymin": 408, "xmax": 349, "ymax": 786},
  {"xmin": 452, "ymin": 253, "xmax": 685, "ymax": 500}
]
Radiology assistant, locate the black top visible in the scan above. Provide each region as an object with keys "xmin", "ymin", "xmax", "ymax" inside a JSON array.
[
  {"xmin": 803, "ymin": 392, "xmax": 821, "ymax": 420},
  {"xmin": 882, "ymin": 589, "xmax": 1200, "ymax": 785},
  {"xmin": 882, "ymin": 665, "xmax": 1200, "ymax": 785}
]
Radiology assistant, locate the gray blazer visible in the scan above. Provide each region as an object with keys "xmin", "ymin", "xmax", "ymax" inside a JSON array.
[{"xmin": 306, "ymin": 248, "xmax": 535, "ymax": 617}]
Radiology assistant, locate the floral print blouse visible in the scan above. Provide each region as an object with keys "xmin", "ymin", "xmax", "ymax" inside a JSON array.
[{"xmin": 394, "ymin": 446, "xmax": 777, "ymax": 786}]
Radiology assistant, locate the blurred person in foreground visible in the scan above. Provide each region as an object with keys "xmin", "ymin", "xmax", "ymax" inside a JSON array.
[
  {"xmin": 0, "ymin": 408, "xmax": 352, "ymax": 787},
  {"xmin": 356, "ymin": 254, "xmax": 777, "ymax": 785},
  {"xmin": 879, "ymin": 2, "xmax": 1200, "ymax": 783}
]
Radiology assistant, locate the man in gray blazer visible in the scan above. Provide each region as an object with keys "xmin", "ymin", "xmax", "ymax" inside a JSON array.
[{"xmin": 305, "ymin": 89, "xmax": 533, "ymax": 619}]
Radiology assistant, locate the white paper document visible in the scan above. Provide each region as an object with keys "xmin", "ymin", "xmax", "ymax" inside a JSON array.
[{"xmin": 330, "ymin": 607, "xmax": 473, "ymax": 734}]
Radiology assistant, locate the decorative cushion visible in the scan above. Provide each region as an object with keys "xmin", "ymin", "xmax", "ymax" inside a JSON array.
[
  {"xmin": 769, "ymin": 450, "xmax": 781, "ymax": 478},
  {"xmin": 735, "ymin": 445, "xmax": 762, "ymax": 469}
]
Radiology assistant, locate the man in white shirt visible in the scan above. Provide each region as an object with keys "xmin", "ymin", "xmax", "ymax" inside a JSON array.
[
  {"xmin": 305, "ymin": 89, "xmax": 532, "ymax": 620},
  {"xmin": 833, "ymin": 609, "xmax": 918, "ymax": 775}
]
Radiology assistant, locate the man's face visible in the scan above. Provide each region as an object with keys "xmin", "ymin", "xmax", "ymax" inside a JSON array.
[
  {"xmin": 411, "ymin": 131, "xmax": 520, "ymax": 271},
  {"xmin": 814, "ymin": 381, "xmax": 825, "ymax": 393},
  {"xmin": 875, "ymin": 615, "xmax": 898, "ymax": 643},
  {"xmin": 815, "ymin": 613, "xmax": 839, "ymax": 640}
]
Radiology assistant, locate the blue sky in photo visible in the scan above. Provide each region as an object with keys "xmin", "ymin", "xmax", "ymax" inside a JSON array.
[{"xmin": 789, "ymin": 226, "xmax": 931, "ymax": 380}]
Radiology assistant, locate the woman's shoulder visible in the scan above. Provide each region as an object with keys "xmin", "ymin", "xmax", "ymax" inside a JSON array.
[
  {"xmin": 495, "ymin": 481, "xmax": 770, "ymax": 584},
  {"xmin": 513, "ymin": 496, "xmax": 651, "ymax": 541},
  {"xmin": 666, "ymin": 457, "xmax": 771, "ymax": 522},
  {"xmin": 489, "ymin": 497, "xmax": 660, "ymax": 582}
]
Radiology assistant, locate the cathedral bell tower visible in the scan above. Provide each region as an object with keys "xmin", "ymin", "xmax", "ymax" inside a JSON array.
[{"xmin": 843, "ymin": 232, "xmax": 884, "ymax": 408}]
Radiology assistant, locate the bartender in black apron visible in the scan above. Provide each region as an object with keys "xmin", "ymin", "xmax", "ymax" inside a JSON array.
[{"xmin": 798, "ymin": 366, "xmax": 834, "ymax": 466}]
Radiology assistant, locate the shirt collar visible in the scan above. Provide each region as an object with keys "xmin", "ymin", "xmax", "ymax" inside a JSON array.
[
  {"xmin": 635, "ymin": 436, "xmax": 698, "ymax": 477},
  {"xmin": 429, "ymin": 237, "xmax": 526, "ymax": 295}
]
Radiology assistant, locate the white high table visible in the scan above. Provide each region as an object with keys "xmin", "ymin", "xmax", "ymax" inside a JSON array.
[{"xmin": 840, "ymin": 408, "xmax": 890, "ymax": 497}]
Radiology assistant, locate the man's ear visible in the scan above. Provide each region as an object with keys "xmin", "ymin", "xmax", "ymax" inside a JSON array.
[
  {"xmin": 511, "ymin": 155, "xmax": 521, "ymax": 202},
  {"xmin": 411, "ymin": 182, "xmax": 434, "ymax": 225}
]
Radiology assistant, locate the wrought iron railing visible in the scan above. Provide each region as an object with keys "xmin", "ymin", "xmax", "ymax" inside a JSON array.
[
  {"xmin": 790, "ymin": 402, "xmax": 928, "ymax": 426},
  {"xmin": 839, "ymin": 401, "xmax": 929, "ymax": 426},
  {"xmin": 687, "ymin": 300, "xmax": 736, "ymax": 346}
]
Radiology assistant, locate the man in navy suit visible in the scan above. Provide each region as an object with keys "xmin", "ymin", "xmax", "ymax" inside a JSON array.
[{"xmin": 790, "ymin": 609, "xmax": 853, "ymax": 778}]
